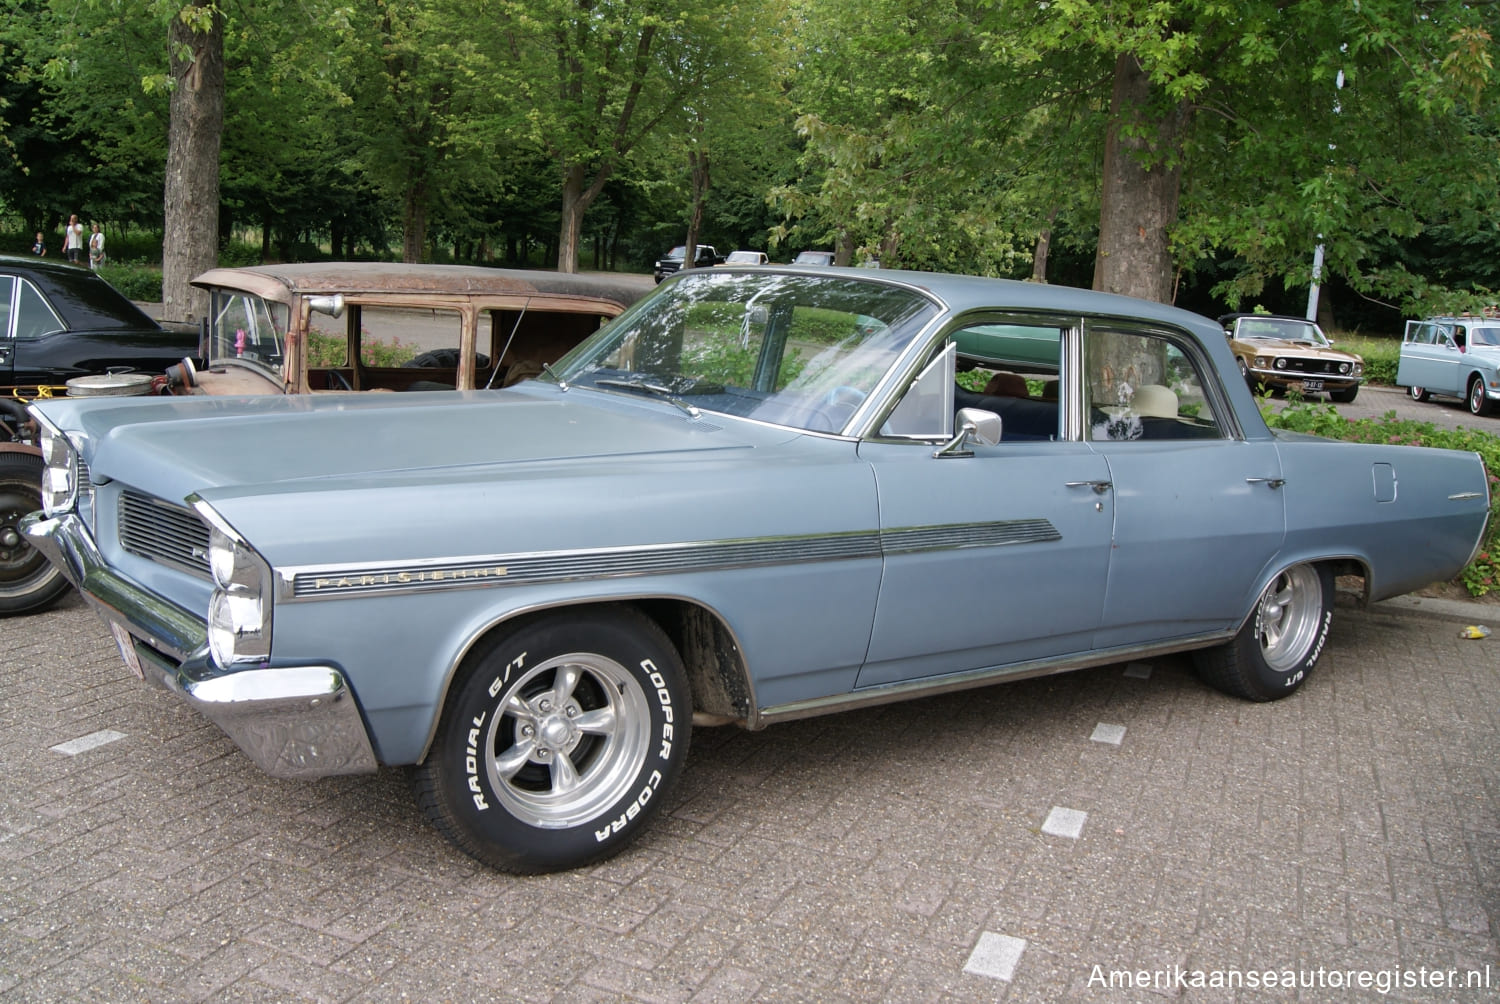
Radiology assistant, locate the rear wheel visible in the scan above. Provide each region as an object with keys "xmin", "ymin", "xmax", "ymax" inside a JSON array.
[
  {"xmin": 1408, "ymin": 385, "xmax": 1430, "ymax": 402},
  {"xmin": 413, "ymin": 607, "xmax": 690, "ymax": 873},
  {"xmin": 0, "ymin": 453, "xmax": 70, "ymax": 616},
  {"xmin": 1193, "ymin": 563, "xmax": 1333, "ymax": 702},
  {"xmin": 1467, "ymin": 376, "xmax": 1492, "ymax": 417}
]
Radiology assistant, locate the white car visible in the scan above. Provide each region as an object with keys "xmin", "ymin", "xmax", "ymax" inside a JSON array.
[{"xmin": 722, "ymin": 250, "xmax": 769, "ymax": 265}]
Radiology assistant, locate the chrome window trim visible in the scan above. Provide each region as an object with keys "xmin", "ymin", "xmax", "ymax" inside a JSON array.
[
  {"xmin": 0, "ymin": 274, "xmax": 16, "ymax": 341},
  {"xmin": 1081, "ymin": 317, "xmax": 1244, "ymax": 441}
]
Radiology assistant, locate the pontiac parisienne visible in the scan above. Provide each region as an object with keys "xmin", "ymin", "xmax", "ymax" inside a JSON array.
[{"xmin": 22, "ymin": 267, "xmax": 1491, "ymax": 872}]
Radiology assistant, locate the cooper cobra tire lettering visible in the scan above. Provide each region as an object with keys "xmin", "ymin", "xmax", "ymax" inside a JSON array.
[{"xmin": 413, "ymin": 608, "xmax": 691, "ymax": 874}]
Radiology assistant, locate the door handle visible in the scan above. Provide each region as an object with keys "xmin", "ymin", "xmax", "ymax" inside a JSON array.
[
  {"xmin": 1245, "ymin": 477, "xmax": 1286, "ymax": 489},
  {"xmin": 1065, "ymin": 480, "xmax": 1113, "ymax": 495}
]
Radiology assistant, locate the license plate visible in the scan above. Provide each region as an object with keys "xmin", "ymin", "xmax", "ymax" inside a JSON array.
[
  {"xmin": 110, "ymin": 622, "xmax": 145, "ymax": 681},
  {"xmin": 1301, "ymin": 378, "xmax": 1324, "ymax": 392}
]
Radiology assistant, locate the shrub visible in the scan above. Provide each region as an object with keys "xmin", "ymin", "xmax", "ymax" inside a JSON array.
[
  {"xmin": 1264, "ymin": 400, "xmax": 1500, "ymax": 596},
  {"xmin": 1329, "ymin": 334, "xmax": 1400, "ymax": 385},
  {"xmin": 97, "ymin": 262, "xmax": 163, "ymax": 302}
]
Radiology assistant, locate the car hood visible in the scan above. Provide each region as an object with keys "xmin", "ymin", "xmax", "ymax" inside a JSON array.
[
  {"xmin": 41, "ymin": 383, "xmax": 793, "ymax": 506},
  {"xmin": 1237, "ymin": 337, "xmax": 1356, "ymax": 358}
]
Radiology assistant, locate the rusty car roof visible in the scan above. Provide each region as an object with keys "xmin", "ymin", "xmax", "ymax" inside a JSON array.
[{"xmin": 191, "ymin": 262, "xmax": 650, "ymax": 308}]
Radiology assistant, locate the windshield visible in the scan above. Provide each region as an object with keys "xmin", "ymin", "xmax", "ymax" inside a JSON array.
[
  {"xmin": 553, "ymin": 270, "xmax": 939, "ymax": 433},
  {"xmin": 1236, "ymin": 317, "xmax": 1328, "ymax": 345},
  {"xmin": 205, "ymin": 288, "xmax": 289, "ymax": 373}
]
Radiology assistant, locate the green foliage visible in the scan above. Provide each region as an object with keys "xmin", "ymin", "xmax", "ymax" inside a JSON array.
[
  {"xmin": 1264, "ymin": 400, "xmax": 1500, "ymax": 596},
  {"xmin": 306, "ymin": 331, "xmax": 415, "ymax": 368},
  {"xmin": 1327, "ymin": 333, "xmax": 1401, "ymax": 385},
  {"xmin": 97, "ymin": 261, "xmax": 164, "ymax": 301}
]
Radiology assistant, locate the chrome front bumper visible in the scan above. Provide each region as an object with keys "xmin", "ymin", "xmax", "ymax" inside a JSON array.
[{"xmin": 21, "ymin": 511, "xmax": 377, "ymax": 779}]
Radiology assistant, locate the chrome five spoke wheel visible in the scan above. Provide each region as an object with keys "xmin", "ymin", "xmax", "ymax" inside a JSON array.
[
  {"xmin": 1255, "ymin": 565, "xmax": 1323, "ymax": 674},
  {"xmin": 483, "ymin": 653, "xmax": 651, "ymax": 828}
]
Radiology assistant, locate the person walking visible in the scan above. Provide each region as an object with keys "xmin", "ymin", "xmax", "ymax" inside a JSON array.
[
  {"xmin": 88, "ymin": 223, "xmax": 105, "ymax": 271},
  {"xmin": 63, "ymin": 214, "xmax": 85, "ymax": 265},
  {"xmin": 31, "ymin": 232, "xmax": 46, "ymax": 256}
]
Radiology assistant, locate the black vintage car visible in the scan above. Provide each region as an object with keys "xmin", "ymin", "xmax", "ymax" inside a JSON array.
[
  {"xmin": 0, "ymin": 256, "xmax": 200, "ymax": 394},
  {"xmin": 2, "ymin": 256, "xmax": 200, "ymax": 616}
]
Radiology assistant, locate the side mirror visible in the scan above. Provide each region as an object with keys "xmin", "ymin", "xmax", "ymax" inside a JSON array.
[
  {"xmin": 935, "ymin": 407, "xmax": 1001, "ymax": 458},
  {"xmin": 308, "ymin": 294, "xmax": 345, "ymax": 318},
  {"xmin": 959, "ymin": 407, "xmax": 1002, "ymax": 446}
]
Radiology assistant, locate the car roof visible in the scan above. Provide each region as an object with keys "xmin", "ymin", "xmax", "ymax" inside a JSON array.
[
  {"xmin": 0, "ymin": 254, "xmax": 160, "ymax": 331},
  {"xmin": 741, "ymin": 265, "xmax": 1226, "ymax": 343},
  {"xmin": 191, "ymin": 262, "xmax": 649, "ymax": 308}
]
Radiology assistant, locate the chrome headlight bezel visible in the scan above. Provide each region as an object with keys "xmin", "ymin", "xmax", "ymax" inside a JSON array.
[
  {"xmin": 34, "ymin": 413, "xmax": 79, "ymax": 516},
  {"xmin": 190, "ymin": 497, "xmax": 273, "ymax": 668}
]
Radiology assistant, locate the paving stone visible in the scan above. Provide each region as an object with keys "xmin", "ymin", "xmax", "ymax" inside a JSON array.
[{"xmin": 1, "ymin": 599, "xmax": 1496, "ymax": 1000}]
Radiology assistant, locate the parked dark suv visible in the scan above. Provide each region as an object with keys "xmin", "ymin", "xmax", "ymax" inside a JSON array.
[{"xmin": 653, "ymin": 245, "xmax": 722, "ymax": 283}]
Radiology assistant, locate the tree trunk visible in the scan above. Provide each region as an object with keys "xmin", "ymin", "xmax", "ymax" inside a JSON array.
[
  {"xmin": 683, "ymin": 136, "xmax": 710, "ymax": 273},
  {"xmin": 1092, "ymin": 54, "xmax": 1187, "ymax": 304},
  {"xmin": 1031, "ymin": 209, "xmax": 1060, "ymax": 282},
  {"xmin": 401, "ymin": 179, "xmax": 427, "ymax": 263},
  {"xmin": 558, "ymin": 165, "xmax": 585, "ymax": 273},
  {"xmin": 161, "ymin": 2, "xmax": 224, "ymax": 323}
]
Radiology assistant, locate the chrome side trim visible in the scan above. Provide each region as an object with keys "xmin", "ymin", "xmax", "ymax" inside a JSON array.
[
  {"xmin": 881, "ymin": 520, "xmax": 1061, "ymax": 552},
  {"xmin": 1449, "ymin": 492, "xmax": 1484, "ymax": 500},
  {"xmin": 279, "ymin": 519, "xmax": 1063, "ymax": 601},
  {"xmin": 753, "ymin": 629, "xmax": 1237, "ymax": 727}
]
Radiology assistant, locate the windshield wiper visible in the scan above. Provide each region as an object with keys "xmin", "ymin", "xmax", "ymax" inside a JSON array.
[{"xmin": 595, "ymin": 376, "xmax": 701, "ymax": 418}]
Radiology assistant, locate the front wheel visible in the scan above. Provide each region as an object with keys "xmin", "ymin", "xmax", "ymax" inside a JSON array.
[
  {"xmin": 1408, "ymin": 385, "xmax": 1430, "ymax": 402},
  {"xmin": 413, "ymin": 607, "xmax": 691, "ymax": 873},
  {"xmin": 1328, "ymin": 385, "xmax": 1358, "ymax": 404},
  {"xmin": 0, "ymin": 452, "xmax": 71, "ymax": 616},
  {"xmin": 1192, "ymin": 563, "xmax": 1333, "ymax": 702},
  {"xmin": 1468, "ymin": 376, "xmax": 1492, "ymax": 417}
]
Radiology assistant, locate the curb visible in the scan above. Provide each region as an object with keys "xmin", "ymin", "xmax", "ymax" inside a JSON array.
[{"xmin": 1352, "ymin": 590, "xmax": 1497, "ymax": 625}]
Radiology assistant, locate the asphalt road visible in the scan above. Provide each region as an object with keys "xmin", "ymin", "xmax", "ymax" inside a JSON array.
[{"xmin": 2, "ymin": 591, "xmax": 1496, "ymax": 1000}]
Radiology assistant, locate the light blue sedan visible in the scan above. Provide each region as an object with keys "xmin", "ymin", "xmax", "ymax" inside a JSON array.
[
  {"xmin": 22, "ymin": 268, "xmax": 1492, "ymax": 872},
  {"xmin": 1397, "ymin": 315, "xmax": 1500, "ymax": 416}
]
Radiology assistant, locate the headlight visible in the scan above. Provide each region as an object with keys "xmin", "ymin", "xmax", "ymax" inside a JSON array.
[
  {"xmin": 1274, "ymin": 358, "xmax": 1287, "ymax": 369},
  {"xmin": 1353, "ymin": 362, "xmax": 1364, "ymax": 375},
  {"xmin": 1254, "ymin": 356, "xmax": 1268, "ymax": 368},
  {"xmin": 194, "ymin": 502, "xmax": 273, "ymax": 668},
  {"xmin": 37, "ymin": 422, "xmax": 78, "ymax": 515}
]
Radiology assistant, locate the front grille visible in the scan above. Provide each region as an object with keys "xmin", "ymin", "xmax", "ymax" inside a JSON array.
[
  {"xmin": 1280, "ymin": 357, "xmax": 1343, "ymax": 375},
  {"xmin": 119, "ymin": 491, "xmax": 211, "ymax": 577}
]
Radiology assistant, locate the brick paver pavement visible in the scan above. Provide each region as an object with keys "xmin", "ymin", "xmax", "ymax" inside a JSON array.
[{"xmin": 1, "ymin": 591, "xmax": 1496, "ymax": 1001}]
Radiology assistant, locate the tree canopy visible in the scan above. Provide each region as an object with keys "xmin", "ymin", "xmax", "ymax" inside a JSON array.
[{"xmin": 1, "ymin": 0, "xmax": 1495, "ymax": 321}]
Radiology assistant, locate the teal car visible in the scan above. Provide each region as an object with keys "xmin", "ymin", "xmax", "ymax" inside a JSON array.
[{"xmin": 22, "ymin": 268, "xmax": 1492, "ymax": 873}]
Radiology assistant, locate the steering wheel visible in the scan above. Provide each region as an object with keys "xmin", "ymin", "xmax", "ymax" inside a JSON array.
[
  {"xmin": 327, "ymin": 370, "xmax": 353, "ymax": 391},
  {"xmin": 806, "ymin": 384, "xmax": 867, "ymax": 432}
]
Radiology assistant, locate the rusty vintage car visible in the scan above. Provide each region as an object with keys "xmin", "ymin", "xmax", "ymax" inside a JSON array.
[{"xmin": 180, "ymin": 262, "xmax": 650, "ymax": 396}]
